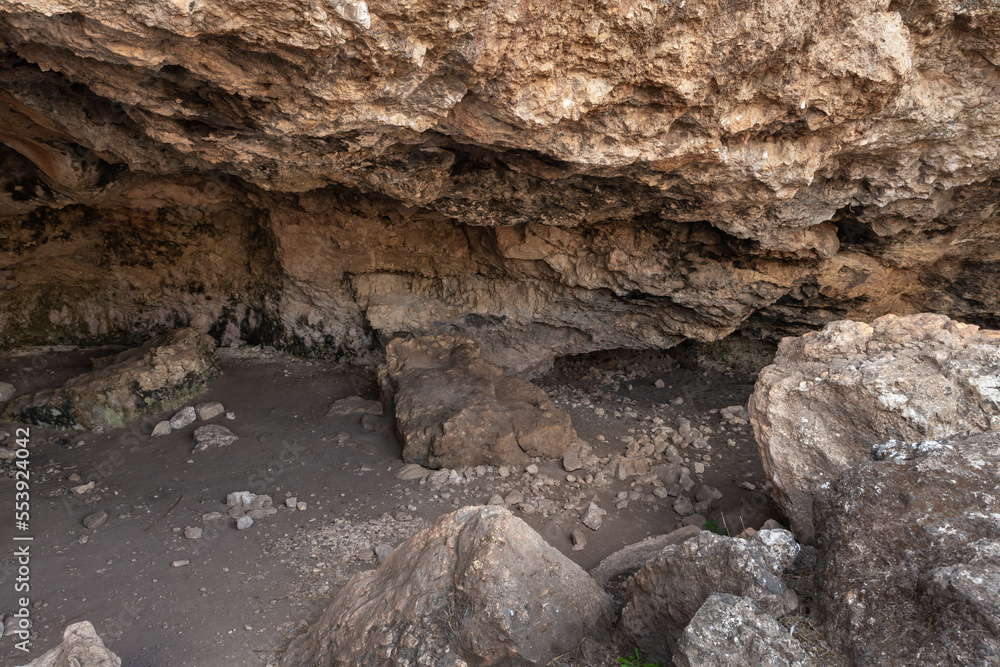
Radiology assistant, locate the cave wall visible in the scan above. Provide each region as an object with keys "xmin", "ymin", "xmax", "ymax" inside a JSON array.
[{"xmin": 2, "ymin": 0, "xmax": 1000, "ymax": 371}]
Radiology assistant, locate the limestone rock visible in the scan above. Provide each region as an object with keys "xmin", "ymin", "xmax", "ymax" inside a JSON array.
[
  {"xmin": 280, "ymin": 505, "xmax": 611, "ymax": 667},
  {"xmin": 814, "ymin": 431, "xmax": 1000, "ymax": 666},
  {"xmin": 15, "ymin": 621, "xmax": 121, "ymax": 667},
  {"xmin": 619, "ymin": 530, "xmax": 800, "ymax": 662},
  {"xmin": 192, "ymin": 424, "xmax": 238, "ymax": 451},
  {"xmin": 674, "ymin": 593, "xmax": 813, "ymax": 667},
  {"xmin": 379, "ymin": 334, "xmax": 577, "ymax": 468},
  {"xmin": 749, "ymin": 314, "xmax": 1000, "ymax": 540},
  {"xmin": 4, "ymin": 329, "xmax": 218, "ymax": 430}
]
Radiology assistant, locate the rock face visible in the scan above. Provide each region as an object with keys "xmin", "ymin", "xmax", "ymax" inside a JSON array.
[
  {"xmin": 749, "ymin": 313, "xmax": 1000, "ymax": 540},
  {"xmin": 16, "ymin": 621, "xmax": 121, "ymax": 667},
  {"xmin": 814, "ymin": 432, "xmax": 1000, "ymax": 666},
  {"xmin": 618, "ymin": 529, "xmax": 800, "ymax": 662},
  {"xmin": 280, "ymin": 505, "xmax": 611, "ymax": 667},
  {"xmin": 674, "ymin": 593, "xmax": 813, "ymax": 667},
  {"xmin": 379, "ymin": 335, "xmax": 577, "ymax": 468},
  {"xmin": 4, "ymin": 3, "xmax": 1000, "ymax": 368},
  {"xmin": 4, "ymin": 328, "xmax": 218, "ymax": 429}
]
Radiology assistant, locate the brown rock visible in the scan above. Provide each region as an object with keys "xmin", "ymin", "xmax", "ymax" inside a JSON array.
[
  {"xmin": 379, "ymin": 334, "xmax": 577, "ymax": 468},
  {"xmin": 814, "ymin": 431, "xmax": 1000, "ymax": 666},
  {"xmin": 749, "ymin": 314, "xmax": 1000, "ymax": 540},
  {"xmin": 280, "ymin": 505, "xmax": 611, "ymax": 666},
  {"xmin": 15, "ymin": 621, "xmax": 120, "ymax": 667}
]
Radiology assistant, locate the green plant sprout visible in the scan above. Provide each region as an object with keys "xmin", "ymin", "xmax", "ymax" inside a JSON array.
[{"xmin": 618, "ymin": 648, "xmax": 664, "ymax": 667}]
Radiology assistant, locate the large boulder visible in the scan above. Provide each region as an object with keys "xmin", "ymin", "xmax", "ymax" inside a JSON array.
[
  {"xmin": 618, "ymin": 529, "xmax": 800, "ymax": 663},
  {"xmin": 589, "ymin": 525, "xmax": 702, "ymax": 589},
  {"xmin": 814, "ymin": 432, "xmax": 1000, "ymax": 666},
  {"xmin": 749, "ymin": 313, "xmax": 1000, "ymax": 540},
  {"xmin": 5, "ymin": 328, "xmax": 218, "ymax": 430},
  {"xmin": 379, "ymin": 334, "xmax": 577, "ymax": 468},
  {"xmin": 280, "ymin": 505, "xmax": 611, "ymax": 667},
  {"xmin": 673, "ymin": 593, "xmax": 813, "ymax": 667},
  {"xmin": 16, "ymin": 621, "xmax": 121, "ymax": 667}
]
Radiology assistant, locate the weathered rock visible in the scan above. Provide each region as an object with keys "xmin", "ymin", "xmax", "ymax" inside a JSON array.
[
  {"xmin": 195, "ymin": 401, "xmax": 225, "ymax": 420},
  {"xmin": 15, "ymin": 621, "xmax": 121, "ymax": 667},
  {"xmin": 674, "ymin": 593, "xmax": 813, "ymax": 667},
  {"xmin": 394, "ymin": 463, "xmax": 432, "ymax": 481},
  {"xmin": 619, "ymin": 530, "xmax": 800, "ymax": 661},
  {"xmin": 4, "ymin": 329, "xmax": 218, "ymax": 430},
  {"xmin": 0, "ymin": 382, "xmax": 15, "ymax": 403},
  {"xmin": 750, "ymin": 314, "xmax": 1000, "ymax": 540},
  {"xmin": 150, "ymin": 420, "xmax": 171, "ymax": 436},
  {"xmin": 169, "ymin": 406, "xmax": 197, "ymax": 430},
  {"xmin": 581, "ymin": 502, "xmax": 607, "ymax": 531},
  {"xmin": 82, "ymin": 510, "xmax": 107, "ymax": 529},
  {"xmin": 280, "ymin": 505, "xmax": 611, "ymax": 667},
  {"xmin": 326, "ymin": 396, "xmax": 383, "ymax": 418},
  {"xmin": 814, "ymin": 431, "xmax": 1000, "ymax": 666},
  {"xmin": 379, "ymin": 334, "xmax": 577, "ymax": 468},
  {"xmin": 192, "ymin": 424, "xmax": 238, "ymax": 451},
  {"xmin": 589, "ymin": 525, "xmax": 701, "ymax": 588}
]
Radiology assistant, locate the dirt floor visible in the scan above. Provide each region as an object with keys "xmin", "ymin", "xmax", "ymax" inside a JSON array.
[{"xmin": 0, "ymin": 342, "xmax": 791, "ymax": 666}]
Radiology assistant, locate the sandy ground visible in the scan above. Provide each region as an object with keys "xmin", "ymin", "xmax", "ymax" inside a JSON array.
[{"xmin": 0, "ymin": 343, "xmax": 785, "ymax": 666}]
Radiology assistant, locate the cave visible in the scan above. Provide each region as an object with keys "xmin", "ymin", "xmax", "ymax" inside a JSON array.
[{"xmin": 3, "ymin": 0, "xmax": 1000, "ymax": 665}]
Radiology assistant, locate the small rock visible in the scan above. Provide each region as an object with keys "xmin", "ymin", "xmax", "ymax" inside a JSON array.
[
  {"xmin": 693, "ymin": 462, "xmax": 705, "ymax": 474},
  {"xmin": 169, "ymin": 406, "xmax": 197, "ymax": 429},
  {"xmin": 192, "ymin": 424, "xmax": 238, "ymax": 451},
  {"xmin": 73, "ymin": 481, "xmax": 95, "ymax": 495},
  {"xmin": 498, "ymin": 465, "xmax": 510, "ymax": 478},
  {"xmin": 236, "ymin": 516, "xmax": 254, "ymax": 530},
  {"xmin": 674, "ymin": 496, "xmax": 695, "ymax": 516},
  {"xmin": 195, "ymin": 401, "xmax": 225, "ymax": 420},
  {"xmin": 739, "ymin": 481, "xmax": 756, "ymax": 491},
  {"xmin": 297, "ymin": 502, "xmax": 307, "ymax": 511},
  {"xmin": 395, "ymin": 463, "xmax": 432, "ymax": 481},
  {"xmin": 653, "ymin": 486, "xmax": 670, "ymax": 499},
  {"xmin": 682, "ymin": 513, "xmax": 706, "ymax": 527},
  {"xmin": 505, "ymin": 490, "xmax": 525, "ymax": 505},
  {"xmin": 285, "ymin": 497, "xmax": 298, "ymax": 508},
  {"xmin": 673, "ymin": 397, "xmax": 684, "ymax": 405},
  {"xmin": 171, "ymin": 559, "xmax": 190, "ymax": 567},
  {"xmin": 151, "ymin": 421, "xmax": 171, "ymax": 436},
  {"xmin": 581, "ymin": 502, "xmax": 607, "ymax": 531},
  {"xmin": 67, "ymin": 473, "xmax": 82, "ymax": 483},
  {"xmin": 226, "ymin": 412, "xmax": 235, "ymax": 419},
  {"xmin": 571, "ymin": 528, "xmax": 588, "ymax": 551},
  {"xmin": 202, "ymin": 511, "xmax": 223, "ymax": 521},
  {"xmin": 356, "ymin": 548, "xmax": 376, "ymax": 563},
  {"xmin": 184, "ymin": 526, "xmax": 203, "ymax": 540},
  {"xmin": 0, "ymin": 382, "xmax": 16, "ymax": 402},
  {"xmin": 526, "ymin": 463, "xmax": 539, "ymax": 475},
  {"xmin": 0, "ymin": 447, "xmax": 15, "ymax": 460},
  {"xmin": 326, "ymin": 396, "xmax": 383, "ymax": 418},
  {"xmin": 654, "ymin": 379, "xmax": 665, "ymax": 389},
  {"xmin": 488, "ymin": 494, "xmax": 506, "ymax": 506},
  {"xmin": 427, "ymin": 469, "xmax": 451, "ymax": 485},
  {"xmin": 82, "ymin": 510, "xmax": 108, "ymax": 529},
  {"xmin": 375, "ymin": 544, "xmax": 395, "ymax": 563}
]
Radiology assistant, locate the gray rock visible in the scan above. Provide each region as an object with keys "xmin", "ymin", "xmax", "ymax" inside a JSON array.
[
  {"xmin": 151, "ymin": 420, "xmax": 171, "ymax": 436},
  {"xmin": 395, "ymin": 463, "xmax": 432, "ymax": 480},
  {"xmin": 195, "ymin": 401, "xmax": 225, "ymax": 420},
  {"xmin": 571, "ymin": 528, "xmax": 588, "ymax": 551},
  {"xmin": 170, "ymin": 406, "xmax": 197, "ymax": 430},
  {"xmin": 815, "ymin": 431, "xmax": 1000, "ymax": 666},
  {"xmin": 192, "ymin": 424, "xmax": 238, "ymax": 451},
  {"xmin": 674, "ymin": 593, "xmax": 813, "ymax": 667},
  {"xmin": 581, "ymin": 502, "xmax": 606, "ymax": 530},
  {"xmin": 375, "ymin": 544, "xmax": 395, "ymax": 563},
  {"xmin": 487, "ymin": 494, "xmax": 505, "ymax": 506},
  {"xmin": 589, "ymin": 526, "xmax": 701, "ymax": 588},
  {"xmin": 379, "ymin": 335, "xmax": 577, "ymax": 468},
  {"xmin": 0, "ymin": 447, "xmax": 16, "ymax": 460},
  {"xmin": 505, "ymin": 490, "xmax": 525, "ymax": 505},
  {"xmin": 5, "ymin": 329, "xmax": 217, "ymax": 430},
  {"xmin": 14, "ymin": 621, "xmax": 120, "ymax": 667},
  {"xmin": 673, "ymin": 496, "xmax": 695, "ymax": 516},
  {"xmin": 619, "ymin": 530, "xmax": 799, "ymax": 662},
  {"xmin": 280, "ymin": 505, "xmax": 611, "ymax": 666},
  {"xmin": 236, "ymin": 516, "xmax": 254, "ymax": 530},
  {"xmin": 285, "ymin": 496, "xmax": 298, "ymax": 508},
  {"xmin": 171, "ymin": 559, "xmax": 190, "ymax": 567},
  {"xmin": 0, "ymin": 382, "xmax": 16, "ymax": 403},
  {"xmin": 184, "ymin": 526, "xmax": 203, "ymax": 540},
  {"xmin": 82, "ymin": 510, "xmax": 107, "ymax": 529}
]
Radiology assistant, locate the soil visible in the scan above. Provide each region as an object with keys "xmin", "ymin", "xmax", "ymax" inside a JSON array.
[{"xmin": 0, "ymin": 343, "xmax": 788, "ymax": 667}]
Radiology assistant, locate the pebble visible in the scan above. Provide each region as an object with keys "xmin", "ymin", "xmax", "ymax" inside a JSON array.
[
  {"xmin": 196, "ymin": 402, "xmax": 226, "ymax": 420},
  {"xmin": 285, "ymin": 497, "xmax": 298, "ymax": 508},
  {"xmin": 296, "ymin": 502, "xmax": 307, "ymax": 511},
  {"xmin": 739, "ymin": 481, "xmax": 756, "ymax": 491},
  {"xmin": 0, "ymin": 382, "xmax": 16, "ymax": 402},
  {"xmin": 169, "ymin": 406, "xmax": 197, "ymax": 429},
  {"xmin": 202, "ymin": 512, "xmax": 224, "ymax": 521},
  {"xmin": 672, "ymin": 397, "xmax": 685, "ymax": 405},
  {"xmin": 184, "ymin": 526, "xmax": 203, "ymax": 540},
  {"xmin": 581, "ymin": 502, "xmax": 607, "ymax": 530},
  {"xmin": 67, "ymin": 473, "xmax": 81, "ymax": 483},
  {"xmin": 571, "ymin": 528, "xmax": 588, "ymax": 551},
  {"xmin": 83, "ymin": 510, "xmax": 108, "ymax": 529},
  {"xmin": 151, "ymin": 421, "xmax": 171, "ymax": 436},
  {"xmin": 226, "ymin": 412, "xmax": 236, "ymax": 420},
  {"xmin": 236, "ymin": 516, "xmax": 254, "ymax": 530},
  {"xmin": 395, "ymin": 463, "xmax": 432, "ymax": 481},
  {"xmin": 375, "ymin": 544, "xmax": 395, "ymax": 563},
  {"xmin": 694, "ymin": 462, "xmax": 705, "ymax": 474},
  {"xmin": 73, "ymin": 481, "xmax": 95, "ymax": 495},
  {"xmin": 674, "ymin": 496, "xmax": 695, "ymax": 516},
  {"xmin": 0, "ymin": 447, "xmax": 16, "ymax": 460},
  {"xmin": 654, "ymin": 379, "xmax": 665, "ymax": 388},
  {"xmin": 487, "ymin": 494, "xmax": 506, "ymax": 506},
  {"xmin": 526, "ymin": 464, "xmax": 539, "ymax": 475},
  {"xmin": 171, "ymin": 560, "xmax": 190, "ymax": 568}
]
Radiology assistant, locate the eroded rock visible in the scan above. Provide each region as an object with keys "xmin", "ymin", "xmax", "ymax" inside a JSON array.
[
  {"xmin": 379, "ymin": 334, "xmax": 576, "ymax": 468},
  {"xmin": 16, "ymin": 621, "xmax": 120, "ymax": 667},
  {"xmin": 280, "ymin": 505, "xmax": 611, "ymax": 666},
  {"xmin": 814, "ymin": 431, "xmax": 1000, "ymax": 666},
  {"xmin": 4, "ymin": 329, "xmax": 218, "ymax": 430},
  {"xmin": 619, "ymin": 530, "xmax": 799, "ymax": 662},
  {"xmin": 749, "ymin": 314, "xmax": 1000, "ymax": 540}
]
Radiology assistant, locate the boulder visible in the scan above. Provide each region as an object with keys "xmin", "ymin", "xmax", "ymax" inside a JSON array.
[
  {"xmin": 674, "ymin": 593, "xmax": 813, "ymax": 667},
  {"xmin": 379, "ymin": 335, "xmax": 577, "ymax": 468},
  {"xmin": 16, "ymin": 621, "xmax": 120, "ymax": 667},
  {"xmin": 814, "ymin": 431, "xmax": 1000, "ymax": 666},
  {"xmin": 4, "ymin": 328, "xmax": 218, "ymax": 430},
  {"xmin": 589, "ymin": 525, "xmax": 701, "ymax": 589},
  {"xmin": 619, "ymin": 530, "xmax": 799, "ymax": 662},
  {"xmin": 192, "ymin": 424, "xmax": 238, "ymax": 451},
  {"xmin": 749, "ymin": 314, "xmax": 1000, "ymax": 540},
  {"xmin": 280, "ymin": 505, "xmax": 611, "ymax": 667}
]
